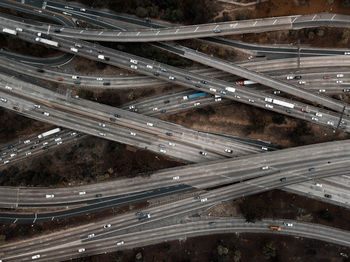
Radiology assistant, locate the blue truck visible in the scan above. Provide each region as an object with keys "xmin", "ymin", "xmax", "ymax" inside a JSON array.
[{"xmin": 183, "ymin": 92, "xmax": 207, "ymax": 100}]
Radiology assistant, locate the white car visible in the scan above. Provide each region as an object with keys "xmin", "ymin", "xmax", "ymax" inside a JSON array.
[
  {"xmin": 265, "ymin": 104, "xmax": 273, "ymax": 109},
  {"xmin": 169, "ymin": 76, "xmax": 175, "ymax": 80},
  {"xmin": 54, "ymin": 137, "xmax": 62, "ymax": 142},
  {"xmin": 43, "ymin": 142, "xmax": 49, "ymax": 146},
  {"xmin": 298, "ymin": 80, "xmax": 306, "ymax": 85},
  {"xmin": 88, "ymin": 233, "xmax": 95, "ymax": 238},
  {"xmin": 200, "ymin": 197, "xmax": 208, "ymax": 202},
  {"xmin": 327, "ymin": 121, "xmax": 334, "ymax": 126},
  {"xmin": 261, "ymin": 166, "xmax": 269, "ymax": 170},
  {"xmin": 224, "ymin": 149, "xmax": 232, "ymax": 153},
  {"xmin": 337, "ymin": 74, "xmax": 344, "ymax": 78},
  {"xmin": 160, "ymin": 149, "xmax": 166, "ymax": 154},
  {"xmin": 4, "ymin": 160, "xmax": 9, "ymax": 164},
  {"xmin": 146, "ymin": 65, "xmax": 153, "ymax": 69},
  {"xmin": 70, "ymin": 47, "xmax": 78, "ymax": 53},
  {"xmin": 10, "ymin": 153, "xmax": 16, "ymax": 158},
  {"xmin": 32, "ymin": 254, "xmax": 41, "ymax": 259},
  {"xmin": 210, "ymin": 87, "xmax": 217, "ymax": 92},
  {"xmin": 194, "ymin": 102, "xmax": 200, "ymax": 106},
  {"xmin": 16, "ymin": 27, "xmax": 23, "ymax": 32},
  {"xmin": 43, "ymin": 112, "xmax": 50, "ymax": 116},
  {"xmin": 173, "ymin": 176, "xmax": 180, "ymax": 180},
  {"xmin": 98, "ymin": 132, "xmax": 106, "ymax": 137},
  {"xmin": 96, "ymin": 77, "xmax": 103, "ymax": 81},
  {"xmin": 168, "ymin": 142, "xmax": 175, "ymax": 147},
  {"xmin": 25, "ymin": 152, "xmax": 32, "ymax": 156},
  {"xmin": 71, "ymin": 132, "xmax": 77, "ymax": 136},
  {"xmin": 98, "ymin": 123, "xmax": 106, "ymax": 127},
  {"xmin": 336, "ymin": 80, "xmax": 343, "ymax": 84},
  {"xmin": 130, "ymin": 132, "xmax": 136, "ymax": 136},
  {"xmin": 46, "ymin": 194, "xmax": 54, "ymax": 198},
  {"xmin": 318, "ymin": 89, "xmax": 325, "ymax": 93},
  {"xmin": 24, "ymin": 140, "xmax": 31, "ymax": 144},
  {"xmin": 315, "ymin": 112, "xmax": 323, "ymax": 117},
  {"xmin": 315, "ymin": 183, "xmax": 323, "ymax": 187},
  {"xmin": 116, "ymin": 241, "xmax": 125, "ymax": 246},
  {"xmin": 283, "ymin": 222, "xmax": 293, "ymax": 227},
  {"xmin": 129, "ymin": 105, "xmax": 135, "ymax": 109},
  {"xmin": 130, "ymin": 65, "xmax": 138, "ymax": 70},
  {"xmin": 261, "ymin": 146, "xmax": 268, "ymax": 151},
  {"xmin": 79, "ymin": 191, "xmax": 86, "ymax": 195},
  {"xmin": 0, "ymin": 98, "xmax": 7, "ymax": 103},
  {"xmin": 311, "ymin": 117, "xmax": 318, "ymax": 121},
  {"xmin": 248, "ymin": 99, "xmax": 255, "ymax": 103},
  {"xmin": 286, "ymin": 75, "xmax": 294, "ymax": 80},
  {"xmin": 5, "ymin": 85, "xmax": 12, "ymax": 90},
  {"xmin": 130, "ymin": 59, "xmax": 138, "ymax": 64},
  {"xmin": 152, "ymin": 107, "xmax": 158, "ymax": 111},
  {"xmin": 103, "ymin": 224, "xmax": 111, "ymax": 229},
  {"xmin": 146, "ymin": 122, "xmax": 153, "ymax": 127},
  {"xmin": 72, "ymin": 75, "xmax": 79, "ymax": 79},
  {"xmin": 78, "ymin": 248, "xmax": 85, "ymax": 253},
  {"xmin": 215, "ymin": 98, "xmax": 222, "ymax": 102},
  {"xmin": 57, "ymin": 141, "xmax": 62, "ymax": 145}
]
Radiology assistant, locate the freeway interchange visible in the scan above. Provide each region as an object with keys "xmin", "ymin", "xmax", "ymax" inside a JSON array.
[{"xmin": 0, "ymin": 0, "xmax": 350, "ymax": 261}]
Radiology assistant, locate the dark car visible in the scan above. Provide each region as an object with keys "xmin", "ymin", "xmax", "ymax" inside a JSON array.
[
  {"xmin": 30, "ymin": 146, "xmax": 37, "ymax": 150},
  {"xmin": 96, "ymin": 194, "xmax": 102, "ymax": 198},
  {"xmin": 294, "ymin": 75, "xmax": 302, "ymax": 80},
  {"xmin": 280, "ymin": 177, "xmax": 287, "ymax": 182},
  {"xmin": 185, "ymin": 76, "xmax": 191, "ymax": 80},
  {"xmin": 165, "ymin": 132, "xmax": 173, "ymax": 136},
  {"xmin": 74, "ymin": 81, "xmax": 81, "ymax": 85},
  {"xmin": 109, "ymin": 117, "xmax": 116, "ymax": 122},
  {"xmin": 324, "ymin": 194, "xmax": 332, "ymax": 199},
  {"xmin": 36, "ymin": 69, "xmax": 44, "ymax": 73},
  {"xmin": 114, "ymin": 114, "xmax": 121, "ymax": 118},
  {"xmin": 103, "ymin": 82, "xmax": 110, "ymax": 86},
  {"xmin": 164, "ymin": 100, "xmax": 170, "ymax": 104},
  {"xmin": 160, "ymin": 109, "xmax": 166, "ymax": 113},
  {"xmin": 42, "ymin": 146, "xmax": 48, "ymax": 150},
  {"xmin": 153, "ymin": 72, "xmax": 159, "ymax": 76},
  {"xmin": 308, "ymin": 168, "xmax": 316, "ymax": 172},
  {"xmin": 104, "ymin": 57, "xmax": 110, "ymax": 61},
  {"xmin": 54, "ymin": 28, "xmax": 61, "ymax": 33},
  {"xmin": 201, "ymin": 80, "xmax": 207, "ymax": 84},
  {"xmin": 208, "ymin": 222, "xmax": 216, "ymax": 226},
  {"xmin": 7, "ymin": 145, "xmax": 14, "ymax": 149},
  {"xmin": 195, "ymin": 84, "xmax": 201, "ymax": 88}
]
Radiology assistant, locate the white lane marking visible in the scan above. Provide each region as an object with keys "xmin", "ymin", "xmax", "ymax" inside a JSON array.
[
  {"xmin": 79, "ymin": 30, "xmax": 84, "ymax": 34},
  {"xmin": 273, "ymin": 19, "xmax": 277, "ymax": 25},
  {"xmin": 13, "ymin": 218, "xmax": 18, "ymax": 224},
  {"xmin": 312, "ymin": 14, "xmax": 317, "ymax": 21},
  {"xmin": 33, "ymin": 213, "xmax": 37, "ymax": 224},
  {"xmin": 331, "ymin": 14, "xmax": 336, "ymax": 20},
  {"xmin": 214, "ymin": 25, "xmax": 219, "ymax": 30},
  {"xmin": 136, "ymin": 31, "xmax": 140, "ymax": 36},
  {"xmin": 253, "ymin": 21, "xmax": 257, "ymax": 26},
  {"xmin": 117, "ymin": 32, "xmax": 121, "ymax": 36},
  {"xmin": 194, "ymin": 26, "xmax": 199, "ymax": 32},
  {"xmin": 175, "ymin": 29, "xmax": 179, "ymax": 34},
  {"xmin": 230, "ymin": 23, "xmax": 238, "ymax": 28},
  {"xmin": 98, "ymin": 31, "xmax": 103, "ymax": 35},
  {"xmin": 292, "ymin": 16, "xmax": 298, "ymax": 23},
  {"xmin": 156, "ymin": 31, "xmax": 160, "ymax": 35},
  {"xmin": 47, "ymin": 25, "xmax": 50, "ymax": 35}
]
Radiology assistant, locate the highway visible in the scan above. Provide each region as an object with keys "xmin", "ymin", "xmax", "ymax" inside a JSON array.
[
  {"xmin": 1, "ymin": 25, "xmax": 348, "ymax": 133},
  {"xmin": 1, "ymin": 138, "xmax": 350, "ymax": 259},
  {"xmin": 0, "ymin": 139, "xmax": 348, "ymax": 222}
]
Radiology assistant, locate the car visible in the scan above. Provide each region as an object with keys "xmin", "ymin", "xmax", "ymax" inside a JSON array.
[
  {"xmin": 129, "ymin": 105, "xmax": 135, "ymax": 110},
  {"xmin": 43, "ymin": 112, "xmax": 50, "ymax": 116},
  {"xmin": 160, "ymin": 109, "xmax": 166, "ymax": 113},
  {"xmin": 75, "ymin": 43, "xmax": 82, "ymax": 48},
  {"xmin": 147, "ymin": 122, "xmax": 154, "ymax": 127},
  {"xmin": 195, "ymin": 84, "xmax": 201, "ymax": 88},
  {"xmin": 160, "ymin": 149, "xmax": 166, "ymax": 153},
  {"xmin": 224, "ymin": 148, "xmax": 232, "ymax": 153},
  {"xmin": 46, "ymin": 194, "xmax": 54, "ymax": 198},
  {"xmin": 235, "ymin": 95, "xmax": 241, "ymax": 99},
  {"xmin": 168, "ymin": 142, "xmax": 175, "ymax": 146},
  {"xmin": 103, "ymin": 224, "xmax": 111, "ymax": 229},
  {"xmin": 213, "ymin": 29, "xmax": 221, "ymax": 33},
  {"xmin": 315, "ymin": 112, "xmax": 323, "ymax": 117},
  {"xmin": 25, "ymin": 152, "xmax": 32, "ymax": 156},
  {"xmin": 74, "ymin": 81, "xmax": 81, "ymax": 85},
  {"xmin": 201, "ymin": 80, "xmax": 208, "ymax": 84},
  {"xmin": 280, "ymin": 177, "xmax": 287, "ymax": 182},
  {"xmin": 248, "ymin": 99, "xmax": 255, "ymax": 103},
  {"xmin": 146, "ymin": 65, "xmax": 153, "ymax": 69},
  {"xmin": 327, "ymin": 120, "xmax": 334, "ymax": 126},
  {"xmin": 201, "ymin": 197, "xmax": 208, "ymax": 202},
  {"xmin": 104, "ymin": 57, "xmax": 110, "ymax": 61},
  {"xmin": 324, "ymin": 194, "xmax": 332, "ymax": 199},
  {"xmin": 103, "ymin": 82, "xmax": 110, "ymax": 86},
  {"xmin": 336, "ymin": 80, "xmax": 343, "ymax": 84},
  {"xmin": 273, "ymin": 90, "xmax": 281, "ymax": 94},
  {"xmin": 153, "ymin": 72, "xmax": 159, "ymax": 76},
  {"xmin": 283, "ymin": 222, "xmax": 293, "ymax": 227},
  {"xmin": 152, "ymin": 107, "xmax": 158, "ymax": 111},
  {"xmin": 262, "ymin": 166, "xmax": 269, "ymax": 170},
  {"xmin": 23, "ymin": 140, "xmax": 31, "ymax": 144},
  {"xmin": 298, "ymin": 80, "xmax": 306, "ymax": 85},
  {"xmin": 344, "ymin": 89, "xmax": 350, "ymax": 92},
  {"xmin": 164, "ymin": 100, "xmax": 170, "ymax": 104},
  {"xmin": 294, "ymin": 75, "xmax": 302, "ymax": 80},
  {"xmin": 95, "ymin": 194, "xmax": 102, "ymax": 197},
  {"xmin": 323, "ymin": 76, "xmax": 331, "ymax": 79},
  {"xmin": 130, "ymin": 65, "xmax": 137, "ymax": 70},
  {"xmin": 98, "ymin": 132, "xmax": 106, "ymax": 137},
  {"xmin": 96, "ymin": 77, "xmax": 103, "ymax": 81},
  {"xmin": 159, "ymin": 144, "xmax": 166, "ymax": 149},
  {"xmin": 286, "ymin": 75, "xmax": 294, "ymax": 80},
  {"xmin": 161, "ymin": 68, "xmax": 167, "ymax": 72},
  {"xmin": 98, "ymin": 123, "xmax": 106, "ymax": 127},
  {"xmin": 344, "ymin": 52, "xmax": 350, "ymax": 55},
  {"xmin": 57, "ymin": 77, "xmax": 63, "ymax": 81},
  {"xmin": 209, "ymin": 222, "xmax": 216, "ymax": 226},
  {"xmin": 308, "ymin": 168, "xmax": 316, "ymax": 172},
  {"xmin": 337, "ymin": 74, "xmax": 344, "ymax": 78},
  {"xmin": 71, "ymin": 132, "xmax": 77, "ymax": 136},
  {"xmin": 30, "ymin": 146, "xmax": 37, "ymax": 150},
  {"xmin": 199, "ymin": 151, "xmax": 207, "ymax": 156},
  {"xmin": 169, "ymin": 76, "xmax": 175, "ymax": 80},
  {"xmin": 36, "ymin": 69, "xmax": 44, "ymax": 73},
  {"xmin": 10, "ymin": 153, "xmax": 16, "ymax": 158},
  {"xmin": 210, "ymin": 87, "xmax": 217, "ymax": 92},
  {"xmin": 54, "ymin": 137, "xmax": 62, "ymax": 142},
  {"xmin": 114, "ymin": 114, "xmax": 121, "ymax": 118},
  {"xmin": 311, "ymin": 117, "xmax": 318, "ymax": 121},
  {"xmin": 32, "ymin": 254, "xmax": 41, "ymax": 259},
  {"xmin": 42, "ymin": 146, "xmax": 49, "ymax": 150},
  {"xmin": 130, "ymin": 132, "xmax": 136, "ymax": 136},
  {"xmin": 80, "ymin": 8, "xmax": 86, "ymax": 11},
  {"xmin": 185, "ymin": 76, "xmax": 191, "ymax": 80},
  {"xmin": 109, "ymin": 117, "xmax": 116, "ymax": 122},
  {"xmin": 0, "ymin": 98, "xmax": 7, "ymax": 103},
  {"xmin": 57, "ymin": 141, "xmax": 62, "ymax": 145},
  {"xmin": 98, "ymin": 50, "xmax": 103, "ymax": 54},
  {"xmin": 88, "ymin": 233, "xmax": 95, "ymax": 238},
  {"xmin": 78, "ymin": 248, "xmax": 85, "ymax": 253},
  {"xmin": 319, "ymin": 89, "xmax": 326, "ymax": 93},
  {"xmin": 7, "ymin": 145, "xmax": 14, "ymax": 149},
  {"xmin": 166, "ymin": 132, "xmax": 173, "ymax": 136},
  {"xmin": 3, "ymin": 160, "xmax": 10, "ymax": 164},
  {"xmin": 261, "ymin": 146, "xmax": 268, "ymax": 151},
  {"xmin": 54, "ymin": 28, "xmax": 61, "ymax": 33},
  {"xmin": 315, "ymin": 183, "xmax": 323, "ymax": 187},
  {"xmin": 79, "ymin": 191, "xmax": 86, "ymax": 195},
  {"xmin": 194, "ymin": 102, "xmax": 200, "ymax": 106},
  {"xmin": 72, "ymin": 75, "xmax": 79, "ymax": 79},
  {"xmin": 130, "ymin": 59, "xmax": 138, "ymax": 64},
  {"xmin": 116, "ymin": 241, "xmax": 125, "ymax": 246},
  {"xmin": 220, "ymin": 90, "xmax": 227, "ymax": 95},
  {"xmin": 265, "ymin": 104, "xmax": 274, "ymax": 109}
]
